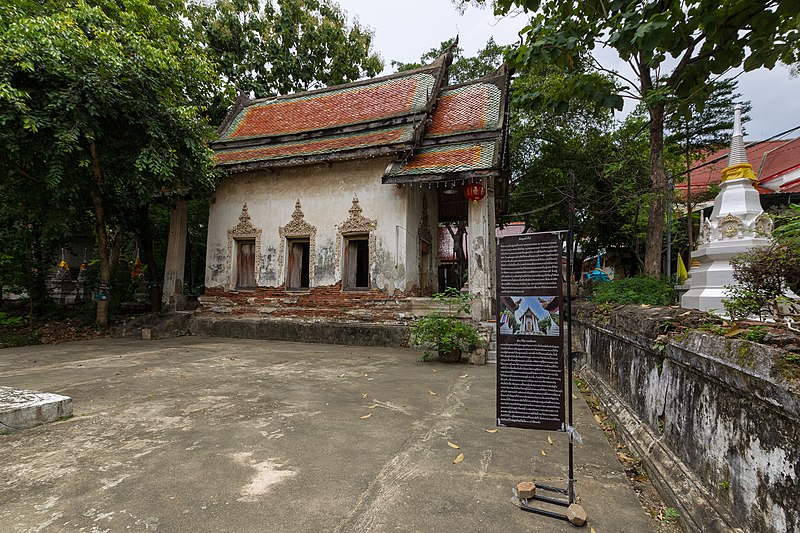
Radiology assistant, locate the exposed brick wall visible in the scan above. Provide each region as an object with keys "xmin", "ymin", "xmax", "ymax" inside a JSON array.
[{"xmin": 200, "ymin": 283, "xmax": 412, "ymax": 322}]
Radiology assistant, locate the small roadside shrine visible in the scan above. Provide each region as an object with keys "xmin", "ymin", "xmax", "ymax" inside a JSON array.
[{"xmin": 201, "ymin": 49, "xmax": 510, "ymax": 321}]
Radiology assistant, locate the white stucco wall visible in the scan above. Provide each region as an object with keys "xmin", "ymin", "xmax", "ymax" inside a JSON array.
[{"xmin": 205, "ymin": 158, "xmax": 436, "ymax": 294}]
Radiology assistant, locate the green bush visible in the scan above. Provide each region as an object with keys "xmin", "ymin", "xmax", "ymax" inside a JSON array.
[
  {"xmin": 723, "ymin": 242, "xmax": 800, "ymax": 320},
  {"xmin": 0, "ymin": 311, "xmax": 25, "ymax": 327},
  {"xmin": 589, "ymin": 276, "xmax": 674, "ymax": 306},
  {"xmin": 410, "ymin": 316, "xmax": 481, "ymax": 355}
]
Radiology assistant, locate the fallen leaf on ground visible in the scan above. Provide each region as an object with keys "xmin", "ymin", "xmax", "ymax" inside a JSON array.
[
  {"xmin": 432, "ymin": 369, "xmax": 438, "ymax": 373},
  {"xmin": 591, "ymin": 527, "xmax": 597, "ymax": 533},
  {"xmin": 427, "ymin": 388, "xmax": 437, "ymax": 396},
  {"xmin": 640, "ymin": 303, "xmax": 651, "ymax": 308},
  {"xmin": 572, "ymin": 394, "xmax": 578, "ymax": 399},
  {"xmin": 459, "ymin": 373, "xmax": 469, "ymax": 378},
  {"xmin": 453, "ymin": 453, "xmax": 464, "ymax": 464},
  {"xmin": 339, "ymin": 373, "xmax": 346, "ymax": 377},
  {"xmin": 360, "ymin": 413, "xmax": 372, "ymax": 419},
  {"xmin": 725, "ymin": 326, "xmax": 742, "ymax": 337},
  {"xmin": 547, "ymin": 436, "xmax": 553, "ymax": 445},
  {"xmin": 484, "ymin": 429, "xmax": 498, "ymax": 433},
  {"xmin": 447, "ymin": 441, "xmax": 460, "ymax": 449},
  {"xmin": 618, "ymin": 452, "xmax": 637, "ymax": 463},
  {"xmin": 540, "ymin": 450, "xmax": 547, "ymax": 456},
  {"xmin": 594, "ymin": 414, "xmax": 604, "ymax": 425},
  {"xmin": 361, "ymin": 392, "xmax": 368, "ymax": 399}
]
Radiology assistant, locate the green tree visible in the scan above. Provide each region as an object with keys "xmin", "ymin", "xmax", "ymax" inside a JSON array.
[
  {"xmin": 508, "ymin": 63, "xmax": 651, "ymax": 275},
  {"xmin": 0, "ymin": 0, "xmax": 220, "ymax": 325},
  {"xmin": 466, "ymin": 0, "xmax": 800, "ymax": 276},
  {"xmin": 189, "ymin": 0, "xmax": 383, "ymax": 122},
  {"xmin": 392, "ymin": 37, "xmax": 506, "ymax": 84}
]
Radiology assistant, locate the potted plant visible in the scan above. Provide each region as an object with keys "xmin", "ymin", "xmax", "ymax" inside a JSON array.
[{"xmin": 409, "ymin": 288, "xmax": 481, "ymax": 363}]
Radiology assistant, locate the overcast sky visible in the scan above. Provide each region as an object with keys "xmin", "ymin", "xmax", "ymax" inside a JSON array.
[{"xmin": 337, "ymin": 0, "xmax": 800, "ymax": 141}]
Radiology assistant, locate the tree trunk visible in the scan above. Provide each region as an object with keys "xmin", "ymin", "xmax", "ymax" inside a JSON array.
[
  {"xmin": 138, "ymin": 205, "xmax": 161, "ymax": 312},
  {"xmin": 685, "ymin": 125, "xmax": 694, "ymax": 258},
  {"xmin": 88, "ymin": 143, "xmax": 113, "ymax": 327},
  {"xmin": 644, "ymin": 102, "xmax": 667, "ymax": 277},
  {"xmin": 26, "ymin": 222, "xmax": 47, "ymax": 321}
]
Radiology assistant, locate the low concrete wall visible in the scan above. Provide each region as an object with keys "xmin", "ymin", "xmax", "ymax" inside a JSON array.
[
  {"xmin": 190, "ymin": 315, "xmax": 409, "ymax": 348},
  {"xmin": 572, "ymin": 302, "xmax": 799, "ymax": 533}
]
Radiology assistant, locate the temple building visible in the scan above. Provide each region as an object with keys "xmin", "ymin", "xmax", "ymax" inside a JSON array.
[{"xmin": 199, "ymin": 50, "xmax": 510, "ymax": 321}]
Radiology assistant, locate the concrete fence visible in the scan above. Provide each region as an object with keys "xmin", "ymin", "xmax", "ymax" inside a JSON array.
[{"xmin": 571, "ymin": 302, "xmax": 799, "ymax": 533}]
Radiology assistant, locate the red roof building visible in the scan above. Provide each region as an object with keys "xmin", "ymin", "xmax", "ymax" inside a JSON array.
[
  {"xmin": 203, "ymin": 47, "xmax": 510, "ymax": 321},
  {"xmin": 676, "ymin": 137, "xmax": 800, "ymax": 197}
]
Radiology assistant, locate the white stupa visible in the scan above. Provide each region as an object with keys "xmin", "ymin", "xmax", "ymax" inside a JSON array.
[{"xmin": 681, "ymin": 104, "xmax": 773, "ymax": 313}]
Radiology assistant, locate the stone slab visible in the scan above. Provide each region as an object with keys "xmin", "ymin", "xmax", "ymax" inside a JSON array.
[{"xmin": 0, "ymin": 386, "xmax": 72, "ymax": 434}]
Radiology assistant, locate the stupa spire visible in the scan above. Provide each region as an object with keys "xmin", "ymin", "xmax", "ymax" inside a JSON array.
[
  {"xmin": 721, "ymin": 104, "xmax": 756, "ymax": 182},
  {"xmin": 727, "ymin": 104, "xmax": 749, "ymax": 167}
]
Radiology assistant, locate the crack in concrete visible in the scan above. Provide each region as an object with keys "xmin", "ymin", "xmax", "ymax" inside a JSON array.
[{"xmin": 333, "ymin": 377, "xmax": 470, "ymax": 533}]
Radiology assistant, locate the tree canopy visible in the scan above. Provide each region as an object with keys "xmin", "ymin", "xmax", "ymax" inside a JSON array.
[
  {"xmin": 464, "ymin": 0, "xmax": 800, "ymax": 276},
  {"xmin": 189, "ymin": 0, "xmax": 383, "ymax": 121},
  {"xmin": 392, "ymin": 37, "xmax": 505, "ymax": 84},
  {"xmin": 0, "ymin": 0, "xmax": 221, "ymax": 324}
]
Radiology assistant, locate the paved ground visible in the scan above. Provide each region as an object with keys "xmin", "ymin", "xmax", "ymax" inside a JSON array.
[{"xmin": 0, "ymin": 337, "xmax": 655, "ymax": 532}]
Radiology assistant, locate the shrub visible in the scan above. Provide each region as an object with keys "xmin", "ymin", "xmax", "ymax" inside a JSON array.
[
  {"xmin": 589, "ymin": 276, "xmax": 674, "ymax": 306},
  {"xmin": 723, "ymin": 242, "xmax": 800, "ymax": 320},
  {"xmin": 0, "ymin": 311, "xmax": 25, "ymax": 327}
]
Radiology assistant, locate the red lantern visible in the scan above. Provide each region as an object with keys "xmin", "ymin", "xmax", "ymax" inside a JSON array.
[{"xmin": 464, "ymin": 182, "xmax": 486, "ymax": 203}]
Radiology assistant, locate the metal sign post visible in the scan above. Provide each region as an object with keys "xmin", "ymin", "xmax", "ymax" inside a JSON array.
[{"xmin": 495, "ymin": 223, "xmax": 585, "ymax": 526}]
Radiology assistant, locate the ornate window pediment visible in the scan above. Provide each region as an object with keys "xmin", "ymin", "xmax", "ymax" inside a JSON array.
[
  {"xmin": 335, "ymin": 196, "xmax": 377, "ymax": 286},
  {"xmin": 227, "ymin": 204, "xmax": 262, "ymax": 289},
  {"xmin": 278, "ymin": 200, "xmax": 317, "ymax": 287}
]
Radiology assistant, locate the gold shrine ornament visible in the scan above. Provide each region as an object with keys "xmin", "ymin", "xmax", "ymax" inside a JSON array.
[{"xmin": 721, "ymin": 163, "xmax": 757, "ymax": 182}]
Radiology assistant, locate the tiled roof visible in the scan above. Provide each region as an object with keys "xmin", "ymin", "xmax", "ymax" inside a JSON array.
[
  {"xmin": 781, "ymin": 177, "xmax": 800, "ymax": 193},
  {"xmin": 218, "ymin": 72, "xmax": 437, "ymax": 141},
  {"xmin": 385, "ymin": 140, "xmax": 499, "ymax": 177},
  {"xmin": 215, "ymin": 124, "xmax": 415, "ymax": 167},
  {"xmin": 211, "ymin": 52, "xmax": 510, "ymax": 181},
  {"xmin": 758, "ymin": 137, "xmax": 800, "ymax": 183},
  {"xmin": 426, "ymin": 82, "xmax": 502, "ymax": 137},
  {"xmin": 381, "ymin": 68, "xmax": 509, "ymax": 182},
  {"xmin": 674, "ymin": 140, "xmax": 799, "ymax": 196}
]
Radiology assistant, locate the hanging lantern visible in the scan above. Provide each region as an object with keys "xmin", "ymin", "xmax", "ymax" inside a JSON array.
[
  {"xmin": 464, "ymin": 182, "xmax": 486, "ymax": 204},
  {"xmin": 131, "ymin": 256, "xmax": 144, "ymax": 279}
]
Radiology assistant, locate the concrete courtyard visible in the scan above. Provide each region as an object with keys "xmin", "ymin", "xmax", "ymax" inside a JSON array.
[{"xmin": 1, "ymin": 337, "xmax": 655, "ymax": 532}]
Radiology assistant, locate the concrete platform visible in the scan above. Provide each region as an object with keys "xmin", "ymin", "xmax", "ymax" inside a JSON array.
[
  {"xmin": 0, "ymin": 386, "xmax": 72, "ymax": 434},
  {"xmin": 0, "ymin": 337, "xmax": 657, "ymax": 532}
]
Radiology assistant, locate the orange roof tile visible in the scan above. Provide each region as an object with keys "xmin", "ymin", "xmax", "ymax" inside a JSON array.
[
  {"xmin": 215, "ymin": 125, "xmax": 414, "ymax": 166},
  {"xmin": 427, "ymin": 82, "xmax": 501, "ymax": 137},
  {"xmin": 219, "ymin": 73, "xmax": 436, "ymax": 141}
]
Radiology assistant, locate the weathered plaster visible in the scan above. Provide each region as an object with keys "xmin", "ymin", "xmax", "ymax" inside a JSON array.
[
  {"xmin": 467, "ymin": 176, "xmax": 496, "ymax": 319},
  {"xmin": 206, "ymin": 158, "xmax": 416, "ymax": 292},
  {"xmin": 573, "ymin": 302, "xmax": 800, "ymax": 533}
]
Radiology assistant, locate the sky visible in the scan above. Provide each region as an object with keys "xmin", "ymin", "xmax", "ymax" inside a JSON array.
[{"xmin": 336, "ymin": 0, "xmax": 800, "ymax": 141}]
